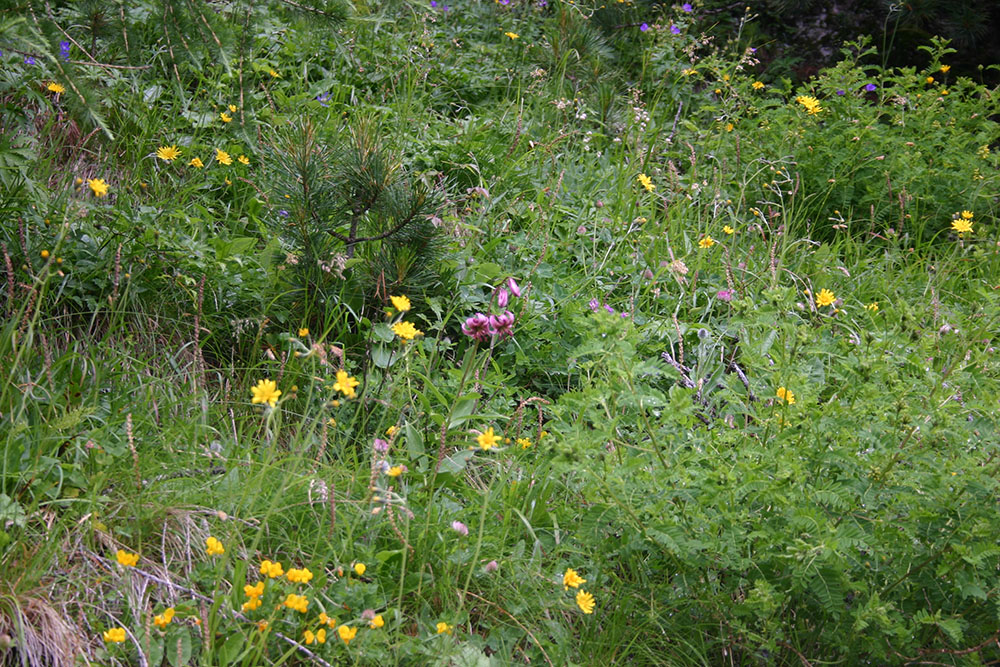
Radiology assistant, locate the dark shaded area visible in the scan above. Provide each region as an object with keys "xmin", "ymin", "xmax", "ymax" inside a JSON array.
[{"xmin": 703, "ymin": 0, "xmax": 1000, "ymax": 83}]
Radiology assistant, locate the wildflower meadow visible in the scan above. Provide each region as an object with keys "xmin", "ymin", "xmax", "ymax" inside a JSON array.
[{"xmin": 1, "ymin": 1, "xmax": 999, "ymax": 665}]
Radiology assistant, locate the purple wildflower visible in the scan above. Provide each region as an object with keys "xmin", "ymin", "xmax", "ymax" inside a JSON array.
[
  {"xmin": 864, "ymin": 83, "xmax": 877, "ymax": 92},
  {"xmin": 496, "ymin": 286, "xmax": 509, "ymax": 308},
  {"xmin": 462, "ymin": 313, "xmax": 493, "ymax": 341},
  {"xmin": 59, "ymin": 41, "xmax": 71, "ymax": 61},
  {"xmin": 24, "ymin": 56, "xmax": 36, "ymax": 65},
  {"xmin": 682, "ymin": 2, "xmax": 692, "ymax": 11},
  {"xmin": 716, "ymin": 289, "xmax": 734, "ymax": 302},
  {"xmin": 316, "ymin": 93, "xmax": 331, "ymax": 107},
  {"xmin": 836, "ymin": 89, "xmax": 845, "ymax": 96},
  {"xmin": 451, "ymin": 520, "xmax": 469, "ymax": 536},
  {"xmin": 485, "ymin": 560, "xmax": 499, "ymax": 573},
  {"xmin": 604, "ymin": 304, "xmax": 616, "ymax": 315},
  {"xmin": 430, "ymin": 0, "xmax": 437, "ymax": 5},
  {"xmin": 374, "ymin": 438, "xmax": 390, "ymax": 453},
  {"xmin": 588, "ymin": 298, "xmax": 600, "ymax": 312},
  {"xmin": 670, "ymin": 24, "xmax": 681, "ymax": 34},
  {"xmin": 640, "ymin": 22, "xmax": 649, "ymax": 32},
  {"xmin": 490, "ymin": 311, "xmax": 515, "ymax": 338},
  {"xmin": 278, "ymin": 209, "xmax": 289, "ymax": 217}
]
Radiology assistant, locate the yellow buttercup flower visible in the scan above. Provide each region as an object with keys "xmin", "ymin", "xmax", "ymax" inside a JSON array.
[
  {"xmin": 269, "ymin": 69, "xmax": 281, "ymax": 78},
  {"xmin": 504, "ymin": 31, "xmax": 519, "ymax": 39},
  {"xmin": 563, "ymin": 568, "xmax": 586, "ymax": 590},
  {"xmin": 333, "ymin": 370, "xmax": 359, "ymax": 398},
  {"xmin": 354, "ymin": 562, "xmax": 366, "ymax": 576},
  {"xmin": 390, "ymin": 295, "xmax": 411, "ymax": 311},
  {"xmin": 298, "ymin": 327, "xmax": 309, "ymax": 337},
  {"xmin": 216, "ymin": 149, "xmax": 233, "ymax": 165},
  {"xmin": 815, "ymin": 288, "xmax": 836, "ymax": 307},
  {"xmin": 228, "ymin": 104, "xmax": 238, "ymax": 113},
  {"xmin": 939, "ymin": 64, "xmax": 950, "ymax": 73},
  {"xmin": 338, "ymin": 624, "xmax": 357, "ymax": 644},
  {"xmin": 47, "ymin": 82, "xmax": 66, "ymax": 94},
  {"xmin": 575, "ymin": 590, "xmax": 595, "ymax": 614},
  {"xmin": 370, "ymin": 614, "xmax": 385, "ymax": 628},
  {"xmin": 637, "ymin": 173, "xmax": 655, "ymax": 192},
  {"xmin": 116, "ymin": 549, "xmax": 139, "ymax": 567},
  {"xmin": 205, "ymin": 536, "xmax": 225, "ymax": 556},
  {"xmin": 776, "ymin": 387, "xmax": 795, "ymax": 405},
  {"xmin": 220, "ymin": 112, "xmax": 232, "ymax": 123},
  {"xmin": 866, "ymin": 302, "xmax": 879, "ymax": 312},
  {"xmin": 436, "ymin": 622, "xmax": 453, "ymax": 635},
  {"xmin": 103, "ymin": 628, "xmax": 127, "ymax": 643},
  {"xmin": 477, "ymin": 427, "xmax": 500, "ymax": 451},
  {"xmin": 517, "ymin": 437, "xmax": 532, "ymax": 449},
  {"xmin": 88, "ymin": 178, "xmax": 110, "ymax": 197},
  {"xmin": 156, "ymin": 145, "xmax": 181, "ymax": 162},
  {"xmin": 189, "ymin": 157, "xmax": 204, "ymax": 168},
  {"xmin": 723, "ymin": 225, "xmax": 735, "ymax": 235},
  {"xmin": 751, "ymin": 81, "xmax": 764, "ymax": 90},
  {"xmin": 153, "ymin": 608, "xmax": 175, "ymax": 629},
  {"xmin": 251, "ymin": 379, "xmax": 281, "ymax": 407},
  {"xmin": 698, "ymin": 236, "xmax": 716, "ymax": 249},
  {"xmin": 392, "ymin": 320, "xmax": 421, "ymax": 341}
]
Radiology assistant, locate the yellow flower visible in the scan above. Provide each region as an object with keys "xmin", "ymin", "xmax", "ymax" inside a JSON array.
[
  {"xmin": 752, "ymin": 81, "xmax": 765, "ymax": 90},
  {"xmin": 316, "ymin": 628, "xmax": 326, "ymax": 643},
  {"xmin": 304, "ymin": 630, "xmax": 316, "ymax": 644},
  {"xmin": 563, "ymin": 568, "xmax": 586, "ymax": 590},
  {"xmin": 390, "ymin": 295, "xmax": 411, "ymax": 311},
  {"xmin": 228, "ymin": 104, "xmax": 238, "ymax": 113},
  {"xmin": 251, "ymin": 379, "xmax": 281, "ymax": 407},
  {"xmin": 392, "ymin": 320, "xmax": 421, "ymax": 340},
  {"xmin": 153, "ymin": 608, "xmax": 175, "ymax": 629},
  {"xmin": 103, "ymin": 628, "xmax": 127, "ymax": 643},
  {"xmin": 354, "ymin": 562, "xmax": 366, "ymax": 576},
  {"xmin": 338, "ymin": 624, "xmax": 357, "ymax": 645},
  {"xmin": 795, "ymin": 95, "xmax": 822, "ymax": 115},
  {"xmin": 866, "ymin": 302, "xmax": 879, "ymax": 312},
  {"xmin": 698, "ymin": 236, "xmax": 716, "ymax": 249},
  {"xmin": 244, "ymin": 581, "xmax": 265, "ymax": 598},
  {"xmin": 298, "ymin": 327, "xmax": 309, "ymax": 336},
  {"xmin": 41, "ymin": 250, "xmax": 50, "ymax": 259},
  {"xmin": 504, "ymin": 31, "xmax": 519, "ymax": 39},
  {"xmin": 951, "ymin": 218, "xmax": 973, "ymax": 234},
  {"xmin": 189, "ymin": 157, "xmax": 204, "ymax": 168},
  {"xmin": 815, "ymin": 288, "xmax": 836, "ymax": 307},
  {"xmin": 284, "ymin": 594, "xmax": 309, "ymax": 613},
  {"xmin": 88, "ymin": 178, "xmax": 109, "ymax": 197},
  {"xmin": 926, "ymin": 76, "xmax": 935, "ymax": 84},
  {"xmin": 516, "ymin": 437, "xmax": 532, "ymax": 449},
  {"xmin": 386, "ymin": 425, "xmax": 399, "ymax": 437},
  {"xmin": 370, "ymin": 614, "xmax": 385, "ymax": 629},
  {"xmin": 722, "ymin": 225, "xmax": 735, "ymax": 235},
  {"xmin": 205, "ymin": 536, "xmax": 225, "ymax": 556},
  {"xmin": 216, "ymin": 149, "xmax": 233, "ymax": 165},
  {"xmin": 776, "ymin": 386, "xmax": 795, "ymax": 405},
  {"xmin": 156, "ymin": 145, "xmax": 181, "ymax": 162},
  {"xmin": 961, "ymin": 210, "xmax": 974, "ymax": 219},
  {"xmin": 116, "ymin": 549, "xmax": 139, "ymax": 567},
  {"xmin": 333, "ymin": 370, "xmax": 360, "ymax": 398},
  {"xmin": 637, "ymin": 173, "xmax": 655, "ymax": 192},
  {"xmin": 725, "ymin": 122, "xmax": 734, "ymax": 132},
  {"xmin": 436, "ymin": 622, "xmax": 453, "ymax": 635},
  {"xmin": 269, "ymin": 69, "xmax": 281, "ymax": 78},
  {"xmin": 238, "ymin": 154, "xmax": 250, "ymax": 165},
  {"xmin": 220, "ymin": 112, "xmax": 232, "ymax": 123},
  {"xmin": 47, "ymin": 82, "xmax": 66, "ymax": 94},
  {"xmin": 940, "ymin": 64, "xmax": 950, "ymax": 73},
  {"xmin": 940, "ymin": 89, "xmax": 949, "ymax": 96},
  {"xmin": 575, "ymin": 590, "xmax": 595, "ymax": 614},
  {"xmin": 287, "ymin": 567, "xmax": 314, "ymax": 584},
  {"xmin": 260, "ymin": 559, "xmax": 284, "ymax": 578},
  {"xmin": 257, "ymin": 621, "xmax": 269, "ymax": 632},
  {"xmin": 682, "ymin": 68, "xmax": 696, "ymax": 76},
  {"xmin": 477, "ymin": 427, "xmax": 500, "ymax": 451},
  {"xmin": 241, "ymin": 597, "xmax": 262, "ymax": 612},
  {"xmin": 387, "ymin": 466, "xmax": 403, "ymax": 477}
]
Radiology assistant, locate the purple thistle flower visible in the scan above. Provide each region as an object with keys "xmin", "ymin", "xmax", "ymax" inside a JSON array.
[
  {"xmin": 716, "ymin": 289, "xmax": 734, "ymax": 302},
  {"xmin": 490, "ymin": 311, "xmax": 515, "ymax": 339},
  {"xmin": 670, "ymin": 24, "xmax": 681, "ymax": 34},
  {"xmin": 864, "ymin": 83, "xmax": 877, "ymax": 92},
  {"xmin": 451, "ymin": 520, "xmax": 469, "ymax": 536},
  {"xmin": 682, "ymin": 2, "xmax": 692, "ymax": 11},
  {"xmin": 462, "ymin": 313, "xmax": 493, "ymax": 341},
  {"xmin": 640, "ymin": 22, "xmax": 649, "ymax": 32}
]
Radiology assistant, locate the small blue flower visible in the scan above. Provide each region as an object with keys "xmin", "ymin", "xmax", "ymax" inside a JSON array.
[
  {"xmin": 278, "ymin": 209, "xmax": 290, "ymax": 217},
  {"xmin": 59, "ymin": 41, "xmax": 71, "ymax": 61},
  {"xmin": 670, "ymin": 24, "xmax": 680, "ymax": 34},
  {"xmin": 24, "ymin": 56, "xmax": 36, "ymax": 65},
  {"xmin": 316, "ymin": 93, "xmax": 331, "ymax": 107},
  {"xmin": 430, "ymin": 0, "xmax": 437, "ymax": 6},
  {"xmin": 864, "ymin": 83, "xmax": 877, "ymax": 92},
  {"xmin": 682, "ymin": 2, "xmax": 692, "ymax": 11},
  {"xmin": 640, "ymin": 22, "xmax": 649, "ymax": 31},
  {"xmin": 836, "ymin": 89, "xmax": 845, "ymax": 95}
]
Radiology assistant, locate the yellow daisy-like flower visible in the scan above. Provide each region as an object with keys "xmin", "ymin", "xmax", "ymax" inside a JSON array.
[
  {"xmin": 103, "ymin": 628, "xmax": 127, "ymax": 643},
  {"xmin": 391, "ymin": 320, "xmax": 421, "ymax": 341},
  {"xmin": 723, "ymin": 225, "xmax": 735, "ymax": 235},
  {"xmin": 960, "ymin": 210, "xmax": 974, "ymax": 220},
  {"xmin": 370, "ymin": 614, "xmax": 385, "ymax": 628},
  {"xmin": 338, "ymin": 624, "xmax": 357, "ymax": 645},
  {"xmin": 576, "ymin": 590, "xmax": 595, "ymax": 614},
  {"xmin": 251, "ymin": 379, "xmax": 281, "ymax": 407},
  {"xmin": 333, "ymin": 370, "xmax": 360, "ymax": 398},
  {"xmin": 216, "ymin": 149, "xmax": 233, "ymax": 165},
  {"xmin": 866, "ymin": 302, "xmax": 879, "ymax": 312},
  {"xmin": 269, "ymin": 69, "xmax": 281, "ymax": 78},
  {"xmin": 517, "ymin": 437, "xmax": 532, "ymax": 449},
  {"xmin": 220, "ymin": 112, "xmax": 232, "ymax": 123},
  {"xmin": 751, "ymin": 81, "xmax": 764, "ymax": 90},
  {"xmin": 698, "ymin": 236, "xmax": 716, "ymax": 249},
  {"xmin": 563, "ymin": 568, "xmax": 586, "ymax": 590},
  {"xmin": 88, "ymin": 178, "xmax": 109, "ymax": 197},
  {"xmin": 354, "ymin": 562, "xmax": 366, "ymax": 576},
  {"xmin": 795, "ymin": 95, "xmax": 822, "ymax": 115},
  {"xmin": 387, "ymin": 425, "xmax": 399, "ymax": 437},
  {"xmin": 387, "ymin": 466, "xmax": 403, "ymax": 477},
  {"xmin": 815, "ymin": 288, "xmax": 836, "ymax": 307},
  {"xmin": 298, "ymin": 327, "xmax": 309, "ymax": 337},
  {"xmin": 156, "ymin": 145, "xmax": 181, "ymax": 162},
  {"xmin": 228, "ymin": 104, "xmax": 238, "ymax": 113},
  {"xmin": 776, "ymin": 386, "xmax": 795, "ymax": 405},
  {"xmin": 116, "ymin": 549, "xmax": 139, "ymax": 567},
  {"xmin": 153, "ymin": 608, "xmax": 175, "ymax": 629},
  {"xmin": 637, "ymin": 173, "xmax": 655, "ymax": 192},
  {"xmin": 477, "ymin": 427, "xmax": 500, "ymax": 451},
  {"xmin": 951, "ymin": 218, "xmax": 973, "ymax": 234},
  {"xmin": 504, "ymin": 31, "xmax": 519, "ymax": 39},
  {"xmin": 189, "ymin": 157, "xmax": 204, "ymax": 168},
  {"xmin": 238, "ymin": 154, "xmax": 250, "ymax": 165},
  {"xmin": 205, "ymin": 536, "xmax": 225, "ymax": 556},
  {"xmin": 939, "ymin": 64, "xmax": 950, "ymax": 73},
  {"xmin": 436, "ymin": 622, "xmax": 453, "ymax": 635},
  {"xmin": 47, "ymin": 82, "xmax": 66, "ymax": 94},
  {"xmin": 390, "ymin": 295, "xmax": 411, "ymax": 311}
]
